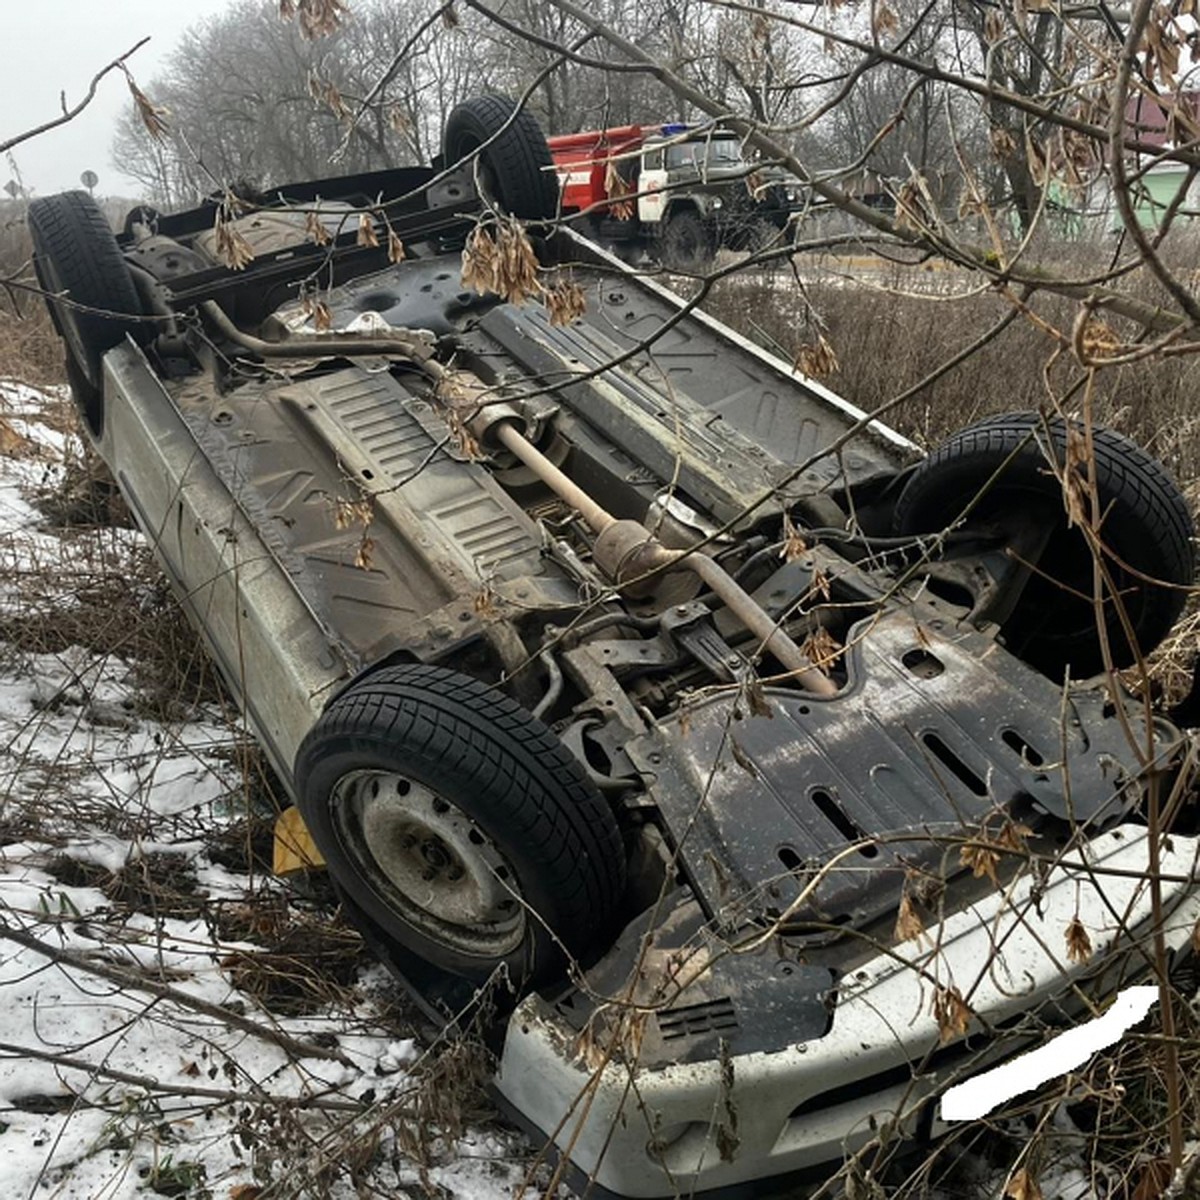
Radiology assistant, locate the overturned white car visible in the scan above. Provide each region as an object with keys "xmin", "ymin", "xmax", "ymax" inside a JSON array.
[{"xmin": 29, "ymin": 95, "xmax": 1199, "ymax": 1195}]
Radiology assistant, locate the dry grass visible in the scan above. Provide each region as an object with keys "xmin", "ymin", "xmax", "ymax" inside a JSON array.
[
  {"xmin": 0, "ymin": 533, "xmax": 227, "ymax": 724},
  {"xmin": 0, "ymin": 209, "xmax": 63, "ymax": 388},
  {"xmin": 702, "ymin": 248, "xmax": 1200, "ymax": 478},
  {"xmin": 222, "ymin": 914, "xmax": 367, "ymax": 1017}
]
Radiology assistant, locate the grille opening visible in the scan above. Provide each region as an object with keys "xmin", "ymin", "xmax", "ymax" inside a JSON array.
[
  {"xmin": 786, "ymin": 1006, "xmax": 1033, "ymax": 1123},
  {"xmin": 811, "ymin": 789, "xmax": 878, "ymax": 858},
  {"xmin": 1001, "ymin": 729, "xmax": 1045, "ymax": 767},
  {"xmin": 787, "ymin": 1038, "xmax": 970, "ymax": 1120},
  {"xmin": 658, "ymin": 998, "xmax": 738, "ymax": 1040},
  {"xmin": 922, "ymin": 733, "xmax": 987, "ymax": 797}
]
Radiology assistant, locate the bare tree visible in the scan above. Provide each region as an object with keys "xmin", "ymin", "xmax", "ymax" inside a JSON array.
[
  {"xmin": 11, "ymin": 3, "xmax": 1200, "ymax": 1195},
  {"xmin": 112, "ymin": 0, "xmax": 475, "ymax": 205}
]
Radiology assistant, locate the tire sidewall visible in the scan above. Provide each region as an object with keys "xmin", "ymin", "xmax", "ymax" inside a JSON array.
[
  {"xmin": 442, "ymin": 96, "xmax": 556, "ymax": 221},
  {"xmin": 33, "ymin": 244, "xmax": 108, "ymax": 438},
  {"xmin": 30, "ymin": 243, "xmax": 98, "ymax": 387},
  {"xmin": 299, "ymin": 734, "xmax": 566, "ymax": 985}
]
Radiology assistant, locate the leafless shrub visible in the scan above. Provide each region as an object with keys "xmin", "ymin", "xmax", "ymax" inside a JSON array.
[
  {"xmin": 701, "ymin": 244, "xmax": 1200, "ymax": 479},
  {"xmin": 0, "ymin": 214, "xmax": 62, "ymax": 388},
  {"xmin": 8, "ymin": 0, "xmax": 1200, "ymax": 1190},
  {"xmin": 222, "ymin": 915, "xmax": 366, "ymax": 1017}
]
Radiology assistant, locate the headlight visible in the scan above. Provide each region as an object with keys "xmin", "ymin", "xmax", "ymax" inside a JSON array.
[{"xmin": 711, "ymin": 198, "xmax": 723, "ymax": 209}]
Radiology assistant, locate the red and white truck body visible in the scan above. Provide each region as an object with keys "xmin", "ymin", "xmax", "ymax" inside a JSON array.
[{"xmin": 547, "ymin": 122, "xmax": 799, "ymax": 267}]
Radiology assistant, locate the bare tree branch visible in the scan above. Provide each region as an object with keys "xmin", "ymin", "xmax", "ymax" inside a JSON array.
[{"xmin": 1, "ymin": 38, "xmax": 150, "ymax": 155}]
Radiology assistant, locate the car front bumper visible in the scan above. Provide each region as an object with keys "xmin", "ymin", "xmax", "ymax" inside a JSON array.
[{"xmin": 496, "ymin": 823, "xmax": 1200, "ymax": 1197}]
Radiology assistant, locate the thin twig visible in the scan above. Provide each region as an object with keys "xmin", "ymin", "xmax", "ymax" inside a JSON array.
[{"xmin": 0, "ymin": 920, "xmax": 355, "ymax": 1066}]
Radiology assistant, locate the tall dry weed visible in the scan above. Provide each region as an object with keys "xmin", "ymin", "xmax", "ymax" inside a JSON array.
[
  {"xmin": 0, "ymin": 206, "xmax": 63, "ymax": 388},
  {"xmin": 703, "ymin": 242, "xmax": 1200, "ymax": 494}
]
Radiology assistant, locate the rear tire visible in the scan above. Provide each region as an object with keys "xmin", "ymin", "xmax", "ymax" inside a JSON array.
[
  {"xmin": 443, "ymin": 95, "xmax": 557, "ymax": 221},
  {"xmin": 28, "ymin": 191, "xmax": 145, "ymax": 438},
  {"xmin": 294, "ymin": 663, "xmax": 625, "ymax": 989},
  {"xmin": 894, "ymin": 413, "xmax": 1194, "ymax": 677}
]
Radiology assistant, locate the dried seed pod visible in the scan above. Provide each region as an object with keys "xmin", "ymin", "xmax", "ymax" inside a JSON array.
[
  {"xmin": 543, "ymin": 279, "xmax": 586, "ymax": 326},
  {"xmin": 214, "ymin": 207, "xmax": 255, "ymax": 271},
  {"xmin": 357, "ymin": 213, "xmax": 379, "ymax": 248},
  {"xmin": 123, "ymin": 70, "xmax": 170, "ymax": 141}
]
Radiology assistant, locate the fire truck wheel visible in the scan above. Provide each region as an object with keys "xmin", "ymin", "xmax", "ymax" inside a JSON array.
[{"xmin": 659, "ymin": 210, "xmax": 713, "ymax": 272}]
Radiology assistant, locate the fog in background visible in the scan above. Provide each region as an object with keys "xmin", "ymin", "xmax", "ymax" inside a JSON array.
[{"xmin": 4, "ymin": 0, "xmax": 234, "ymax": 199}]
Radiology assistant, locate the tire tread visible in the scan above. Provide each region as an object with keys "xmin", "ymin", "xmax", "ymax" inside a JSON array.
[
  {"xmin": 894, "ymin": 412, "xmax": 1194, "ymax": 672},
  {"xmin": 443, "ymin": 95, "xmax": 556, "ymax": 220},
  {"xmin": 27, "ymin": 191, "xmax": 143, "ymax": 385},
  {"xmin": 295, "ymin": 664, "xmax": 624, "ymax": 966}
]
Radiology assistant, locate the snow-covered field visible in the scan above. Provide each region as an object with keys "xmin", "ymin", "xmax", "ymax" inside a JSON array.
[{"xmin": 0, "ymin": 382, "xmax": 526, "ymax": 1199}]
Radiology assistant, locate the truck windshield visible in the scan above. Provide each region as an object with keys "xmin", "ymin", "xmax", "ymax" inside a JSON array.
[{"xmin": 664, "ymin": 138, "xmax": 743, "ymax": 170}]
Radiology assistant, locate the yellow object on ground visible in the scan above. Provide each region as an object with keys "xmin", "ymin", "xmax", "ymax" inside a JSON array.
[{"xmin": 273, "ymin": 805, "xmax": 326, "ymax": 875}]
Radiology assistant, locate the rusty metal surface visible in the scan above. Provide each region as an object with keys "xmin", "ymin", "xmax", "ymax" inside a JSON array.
[{"xmin": 168, "ymin": 360, "xmax": 573, "ymax": 669}]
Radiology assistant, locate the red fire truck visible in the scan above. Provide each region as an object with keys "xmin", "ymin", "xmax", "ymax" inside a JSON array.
[{"xmin": 547, "ymin": 122, "xmax": 799, "ymax": 268}]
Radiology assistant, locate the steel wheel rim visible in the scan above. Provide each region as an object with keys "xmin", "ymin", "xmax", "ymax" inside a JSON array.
[{"xmin": 330, "ymin": 770, "xmax": 526, "ymax": 956}]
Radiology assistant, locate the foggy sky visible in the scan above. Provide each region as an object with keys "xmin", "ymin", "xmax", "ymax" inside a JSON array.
[{"xmin": 4, "ymin": 0, "xmax": 239, "ymax": 200}]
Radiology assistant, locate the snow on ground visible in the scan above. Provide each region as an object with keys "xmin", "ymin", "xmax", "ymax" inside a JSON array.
[{"xmin": 0, "ymin": 382, "xmax": 528, "ymax": 1199}]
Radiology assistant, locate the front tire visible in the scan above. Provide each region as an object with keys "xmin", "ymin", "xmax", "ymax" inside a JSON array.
[
  {"xmin": 658, "ymin": 209, "xmax": 713, "ymax": 272},
  {"xmin": 294, "ymin": 664, "xmax": 625, "ymax": 989},
  {"xmin": 894, "ymin": 413, "xmax": 1194, "ymax": 677}
]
